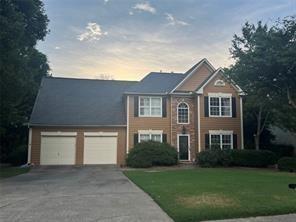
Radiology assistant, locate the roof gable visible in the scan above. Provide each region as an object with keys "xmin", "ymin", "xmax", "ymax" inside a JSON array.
[
  {"xmin": 171, "ymin": 58, "xmax": 216, "ymax": 92},
  {"xmin": 196, "ymin": 69, "xmax": 245, "ymax": 95}
]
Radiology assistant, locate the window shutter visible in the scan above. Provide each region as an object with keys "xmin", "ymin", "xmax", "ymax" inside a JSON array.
[
  {"xmin": 204, "ymin": 96, "xmax": 209, "ymax": 117},
  {"xmin": 233, "ymin": 134, "xmax": 237, "ymax": 149},
  {"xmin": 232, "ymin": 97, "xmax": 236, "ymax": 118},
  {"xmin": 134, "ymin": 134, "xmax": 138, "ymax": 145},
  {"xmin": 162, "ymin": 134, "xmax": 167, "ymax": 143},
  {"xmin": 205, "ymin": 134, "xmax": 209, "ymax": 150},
  {"xmin": 162, "ymin": 97, "xmax": 167, "ymax": 117},
  {"xmin": 134, "ymin": 96, "xmax": 139, "ymax": 117}
]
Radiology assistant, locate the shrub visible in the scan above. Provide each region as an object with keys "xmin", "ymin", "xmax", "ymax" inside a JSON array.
[
  {"xmin": 126, "ymin": 141, "xmax": 178, "ymax": 168},
  {"xmin": 278, "ymin": 157, "xmax": 296, "ymax": 172},
  {"xmin": 231, "ymin": 150, "xmax": 277, "ymax": 167},
  {"xmin": 263, "ymin": 144, "xmax": 295, "ymax": 160},
  {"xmin": 196, "ymin": 149, "xmax": 277, "ymax": 168},
  {"xmin": 7, "ymin": 145, "xmax": 27, "ymax": 166},
  {"xmin": 196, "ymin": 149, "xmax": 233, "ymax": 167}
]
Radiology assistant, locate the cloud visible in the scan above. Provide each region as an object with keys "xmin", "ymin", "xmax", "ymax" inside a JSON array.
[
  {"xmin": 133, "ymin": 2, "xmax": 156, "ymax": 14},
  {"xmin": 129, "ymin": 11, "xmax": 134, "ymax": 15},
  {"xmin": 165, "ymin": 13, "xmax": 189, "ymax": 26},
  {"xmin": 55, "ymin": 46, "xmax": 60, "ymax": 50},
  {"xmin": 77, "ymin": 22, "xmax": 108, "ymax": 41}
]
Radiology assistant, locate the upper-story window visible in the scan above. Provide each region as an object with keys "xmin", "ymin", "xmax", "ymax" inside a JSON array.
[
  {"xmin": 209, "ymin": 93, "xmax": 232, "ymax": 117},
  {"xmin": 139, "ymin": 96, "xmax": 162, "ymax": 117},
  {"xmin": 177, "ymin": 102, "xmax": 189, "ymax": 124}
]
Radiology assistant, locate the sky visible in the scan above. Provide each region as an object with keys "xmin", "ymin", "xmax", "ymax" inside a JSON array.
[{"xmin": 37, "ymin": 0, "xmax": 296, "ymax": 81}]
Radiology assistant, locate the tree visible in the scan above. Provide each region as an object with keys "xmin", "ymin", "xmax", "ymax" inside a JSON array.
[
  {"xmin": 226, "ymin": 16, "xmax": 296, "ymax": 150},
  {"xmin": 0, "ymin": 0, "xmax": 49, "ymax": 163}
]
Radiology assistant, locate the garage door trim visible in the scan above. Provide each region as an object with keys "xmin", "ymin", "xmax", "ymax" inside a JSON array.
[
  {"xmin": 41, "ymin": 131, "xmax": 77, "ymax": 137},
  {"xmin": 84, "ymin": 132, "xmax": 118, "ymax": 137}
]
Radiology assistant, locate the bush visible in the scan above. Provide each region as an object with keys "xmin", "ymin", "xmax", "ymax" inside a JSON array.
[
  {"xmin": 196, "ymin": 149, "xmax": 277, "ymax": 168},
  {"xmin": 231, "ymin": 150, "xmax": 277, "ymax": 167},
  {"xmin": 7, "ymin": 145, "xmax": 27, "ymax": 166},
  {"xmin": 126, "ymin": 141, "xmax": 178, "ymax": 168},
  {"xmin": 263, "ymin": 144, "xmax": 295, "ymax": 160},
  {"xmin": 196, "ymin": 149, "xmax": 233, "ymax": 167},
  {"xmin": 278, "ymin": 157, "xmax": 296, "ymax": 172}
]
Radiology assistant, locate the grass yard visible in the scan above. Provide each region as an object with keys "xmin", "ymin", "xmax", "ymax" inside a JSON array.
[
  {"xmin": 0, "ymin": 167, "xmax": 30, "ymax": 179},
  {"xmin": 124, "ymin": 168, "xmax": 296, "ymax": 222}
]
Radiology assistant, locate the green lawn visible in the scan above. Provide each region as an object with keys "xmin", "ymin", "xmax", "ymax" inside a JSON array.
[
  {"xmin": 0, "ymin": 167, "xmax": 30, "ymax": 179},
  {"xmin": 124, "ymin": 168, "xmax": 296, "ymax": 222}
]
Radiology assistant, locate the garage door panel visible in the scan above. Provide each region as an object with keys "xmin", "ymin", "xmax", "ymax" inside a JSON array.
[
  {"xmin": 84, "ymin": 136, "xmax": 117, "ymax": 164},
  {"xmin": 40, "ymin": 136, "xmax": 76, "ymax": 165}
]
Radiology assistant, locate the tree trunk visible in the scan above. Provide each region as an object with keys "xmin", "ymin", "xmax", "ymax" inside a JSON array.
[
  {"xmin": 287, "ymin": 88, "xmax": 296, "ymax": 109},
  {"xmin": 254, "ymin": 106, "xmax": 262, "ymax": 151}
]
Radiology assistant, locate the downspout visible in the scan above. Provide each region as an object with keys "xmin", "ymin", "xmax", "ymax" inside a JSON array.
[
  {"xmin": 240, "ymin": 97, "xmax": 244, "ymax": 149},
  {"xmin": 27, "ymin": 127, "xmax": 32, "ymax": 164}
]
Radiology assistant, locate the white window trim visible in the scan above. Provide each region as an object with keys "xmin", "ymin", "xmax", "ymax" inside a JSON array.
[
  {"xmin": 208, "ymin": 93, "xmax": 232, "ymax": 117},
  {"xmin": 177, "ymin": 102, "xmax": 190, "ymax": 124},
  {"xmin": 138, "ymin": 96, "xmax": 162, "ymax": 117},
  {"xmin": 177, "ymin": 134, "xmax": 190, "ymax": 161},
  {"xmin": 138, "ymin": 130, "xmax": 163, "ymax": 143},
  {"xmin": 209, "ymin": 130, "xmax": 233, "ymax": 149}
]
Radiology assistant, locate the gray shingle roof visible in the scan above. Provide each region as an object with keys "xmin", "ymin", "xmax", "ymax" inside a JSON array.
[
  {"xmin": 29, "ymin": 77, "xmax": 137, "ymax": 126},
  {"xmin": 125, "ymin": 72, "xmax": 185, "ymax": 94}
]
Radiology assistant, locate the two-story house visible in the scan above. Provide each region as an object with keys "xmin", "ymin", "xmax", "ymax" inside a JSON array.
[{"xmin": 28, "ymin": 58, "xmax": 244, "ymax": 166}]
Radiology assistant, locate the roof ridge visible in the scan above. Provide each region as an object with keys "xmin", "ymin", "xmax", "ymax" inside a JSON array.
[{"xmin": 44, "ymin": 76, "xmax": 138, "ymax": 83}]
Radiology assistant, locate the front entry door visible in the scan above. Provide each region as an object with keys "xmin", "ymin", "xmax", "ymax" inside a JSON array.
[{"xmin": 178, "ymin": 135, "xmax": 189, "ymax": 160}]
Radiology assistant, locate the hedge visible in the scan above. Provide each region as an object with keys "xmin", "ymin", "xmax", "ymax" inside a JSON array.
[
  {"xmin": 278, "ymin": 157, "xmax": 296, "ymax": 172},
  {"xmin": 197, "ymin": 149, "xmax": 277, "ymax": 168},
  {"xmin": 126, "ymin": 141, "xmax": 178, "ymax": 168}
]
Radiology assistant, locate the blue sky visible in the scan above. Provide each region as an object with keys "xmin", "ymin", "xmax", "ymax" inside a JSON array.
[{"xmin": 38, "ymin": 0, "xmax": 296, "ymax": 80}]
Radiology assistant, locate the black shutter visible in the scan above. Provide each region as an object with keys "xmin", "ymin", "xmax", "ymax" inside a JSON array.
[
  {"xmin": 134, "ymin": 96, "xmax": 138, "ymax": 117},
  {"xmin": 162, "ymin": 134, "xmax": 167, "ymax": 143},
  {"xmin": 162, "ymin": 97, "xmax": 167, "ymax": 117},
  {"xmin": 204, "ymin": 96, "xmax": 209, "ymax": 117},
  {"xmin": 233, "ymin": 134, "xmax": 237, "ymax": 149},
  {"xmin": 134, "ymin": 134, "xmax": 138, "ymax": 145},
  {"xmin": 232, "ymin": 97, "xmax": 236, "ymax": 118},
  {"xmin": 205, "ymin": 134, "xmax": 209, "ymax": 150}
]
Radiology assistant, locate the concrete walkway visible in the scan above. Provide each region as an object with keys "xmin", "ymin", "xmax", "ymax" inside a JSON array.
[
  {"xmin": 205, "ymin": 214, "xmax": 296, "ymax": 222},
  {"xmin": 0, "ymin": 166, "xmax": 172, "ymax": 222}
]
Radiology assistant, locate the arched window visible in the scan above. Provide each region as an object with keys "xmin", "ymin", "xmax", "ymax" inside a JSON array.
[{"xmin": 177, "ymin": 102, "xmax": 189, "ymax": 124}]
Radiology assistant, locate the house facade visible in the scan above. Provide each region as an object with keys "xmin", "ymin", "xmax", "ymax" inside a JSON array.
[{"xmin": 28, "ymin": 59, "xmax": 244, "ymax": 166}]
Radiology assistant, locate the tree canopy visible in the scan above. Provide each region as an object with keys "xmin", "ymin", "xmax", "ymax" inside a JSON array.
[
  {"xmin": 226, "ymin": 16, "xmax": 296, "ymax": 149},
  {"xmin": 0, "ymin": 0, "xmax": 49, "ymax": 163}
]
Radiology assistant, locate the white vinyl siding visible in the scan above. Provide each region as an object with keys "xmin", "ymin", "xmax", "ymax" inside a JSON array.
[{"xmin": 139, "ymin": 96, "xmax": 162, "ymax": 117}]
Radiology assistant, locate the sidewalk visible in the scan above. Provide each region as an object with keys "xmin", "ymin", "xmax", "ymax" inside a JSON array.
[{"xmin": 204, "ymin": 214, "xmax": 296, "ymax": 222}]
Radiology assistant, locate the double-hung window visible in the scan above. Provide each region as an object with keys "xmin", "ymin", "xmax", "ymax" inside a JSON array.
[
  {"xmin": 139, "ymin": 97, "xmax": 162, "ymax": 117},
  {"xmin": 138, "ymin": 130, "xmax": 162, "ymax": 143},
  {"xmin": 209, "ymin": 93, "xmax": 232, "ymax": 117},
  {"xmin": 209, "ymin": 131, "xmax": 233, "ymax": 149}
]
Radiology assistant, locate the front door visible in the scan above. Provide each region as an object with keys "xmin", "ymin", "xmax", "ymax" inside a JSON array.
[{"xmin": 178, "ymin": 135, "xmax": 189, "ymax": 160}]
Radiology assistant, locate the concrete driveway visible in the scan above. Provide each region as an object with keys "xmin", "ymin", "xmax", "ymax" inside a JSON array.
[{"xmin": 0, "ymin": 166, "xmax": 172, "ymax": 222}]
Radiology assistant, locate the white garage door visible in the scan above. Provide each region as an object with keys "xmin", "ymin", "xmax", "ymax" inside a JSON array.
[
  {"xmin": 84, "ymin": 132, "xmax": 118, "ymax": 164},
  {"xmin": 40, "ymin": 132, "xmax": 76, "ymax": 165}
]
